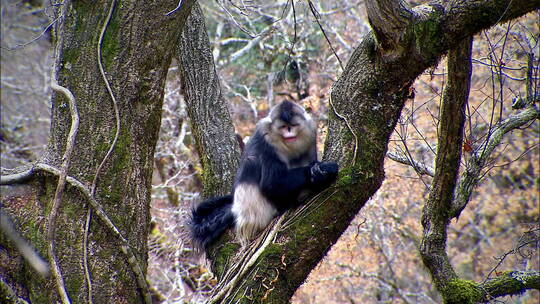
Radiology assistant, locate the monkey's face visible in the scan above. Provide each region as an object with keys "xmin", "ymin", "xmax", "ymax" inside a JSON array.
[
  {"xmin": 258, "ymin": 101, "xmax": 317, "ymax": 162},
  {"xmin": 276, "ymin": 120, "xmax": 301, "ymax": 144},
  {"xmin": 269, "ymin": 116, "xmax": 314, "ymax": 155}
]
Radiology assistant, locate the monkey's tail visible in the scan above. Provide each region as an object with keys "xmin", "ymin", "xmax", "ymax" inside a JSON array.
[{"xmin": 189, "ymin": 195, "xmax": 235, "ymax": 249}]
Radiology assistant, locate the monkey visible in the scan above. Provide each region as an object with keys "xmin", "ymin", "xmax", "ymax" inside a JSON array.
[{"xmin": 189, "ymin": 100, "xmax": 338, "ymax": 248}]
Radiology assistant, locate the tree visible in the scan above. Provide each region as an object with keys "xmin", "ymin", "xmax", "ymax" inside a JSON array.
[{"xmin": 1, "ymin": 0, "xmax": 195, "ymax": 303}]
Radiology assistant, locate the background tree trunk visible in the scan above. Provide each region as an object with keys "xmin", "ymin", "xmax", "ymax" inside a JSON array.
[
  {"xmin": 0, "ymin": 1, "xmax": 194, "ymax": 303},
  {"xmin": 176, "ymin": 2, "xmax": 242, "ymax": 199}
]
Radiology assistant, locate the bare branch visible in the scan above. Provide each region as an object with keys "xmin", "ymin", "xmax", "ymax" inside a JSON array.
[
  {"xmin": 229, "ymin": 25, "xmax": 276, "ymax": 63},
  {"xmin": 451, "ymin": 105, "xmax": 540, "ymax": 218},
  {"xmin": 386, "ymin": 151, "xmax": 435, "ymax": 177},
  {"xmin": 0, "ymin": 15, "xmax": 59, "ymax": 51},
  {"xmin": 307, "ymin": 1, "xmax": 345, "ymax": 71},
  {"xmin": 484, "ymin": 227, "xmax": 539, "ymax": 282}
]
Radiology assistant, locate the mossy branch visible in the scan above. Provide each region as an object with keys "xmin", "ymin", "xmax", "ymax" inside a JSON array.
[
  {"xmin": 444, "ymin": 271, "xmax": 540, "ymax": 304},
  {"xmin": 200, "ymin": 1, "xmax": 539, "ymax": 303},
  {"xmin": 419, "ymin": 36, "xmax": 472, "ymax": 294},
  {"xmin": 478, "ymin": 271, "xmax": 540, "ymax": 302}
]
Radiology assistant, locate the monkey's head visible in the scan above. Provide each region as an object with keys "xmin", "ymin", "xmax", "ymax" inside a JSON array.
[{"xmin": 259, "ymin": 101, "xmax": 316, "ymax": 159}]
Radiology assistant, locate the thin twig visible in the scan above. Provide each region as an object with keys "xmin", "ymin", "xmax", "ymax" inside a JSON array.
[
  {"xmin": 1, "ymin": 16, "xmax": 60, "ymax": 51},
  {"xmin": 483, "ymin": 227, "xmax": 540, "ymax": 283},
  {"xmin": 386, "ymin": 151, "xmax": 435, "ymax": 177},
  {"xmin": 280, "ymin": 0, "xmax": 297, "ymax": 78},
  {"xmin": 307, "ymin": 0, "xmax": 344, "ymax": 71}
]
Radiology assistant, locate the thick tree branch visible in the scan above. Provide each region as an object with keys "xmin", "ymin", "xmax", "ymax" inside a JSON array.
[
  {"xmin": 365, "ymin": 0, "xmax": 540, "ymax": 66},
  {"xmin": 365, "ymin": 0, "xmax": 413, "ymax": 51},
  {"xmin": 0, "ymin": 1, "xmax": 195, "ymax": 302},
  {"xmin": 176, "ymin": 2, "xmax": 241, "ymax": 198},
  {"xmin": 419, "ymin": 36, "xmax": 472, "ymax": 296}
]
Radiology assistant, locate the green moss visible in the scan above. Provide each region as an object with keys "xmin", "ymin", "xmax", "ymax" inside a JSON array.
[
  {"xmin": 342, "ymin": 129, "xmax": 354, "ymax": 142},
  {"xmin": 260, "ymin": 244, "xmax": 283, "ymax": 261},
  {"xmin": 213, "ymin": 242, "xmax": 241, "ymax": 277},
  {"xmin": 407, "ymin": 10, "xmax": 444, "ymax": 64},
  {"xmin": 99, "ymin": 6, "xmax": 121, "ymax": 70},
  {"xmin": 444, "ymin": 279, "xmax": 482, "ymax": 304},
  {"xmin": 65, "ymin": 273, "xmax": 84, "ymax": 297},
  {"xmin": 336, "ymin": 166, "xmax": 355, "ymax": 187},
  {"xmin": 335, "ymin": 163, "xmax": 375, "ymax": 188}
]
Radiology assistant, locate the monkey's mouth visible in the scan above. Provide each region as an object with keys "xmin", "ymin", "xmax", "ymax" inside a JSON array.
[{"xmin": 283, "ymin": 136, "xmax": 297, "ymax": 143}]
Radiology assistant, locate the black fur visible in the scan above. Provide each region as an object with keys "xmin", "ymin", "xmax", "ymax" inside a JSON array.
[
  {"xmin": 278, "ymin": 101, "xmax": 295, "ymax": 123},
  {"xmin": 189, "ymin": 195, "xmax": 235, "ymax": 249},
  {"xmin": 234, "ymin": 130, "xmax": 336, "ymax": 212},
  {"xmin": 189, "ymin": 101, "xmax": 338, "ymax": 249}
]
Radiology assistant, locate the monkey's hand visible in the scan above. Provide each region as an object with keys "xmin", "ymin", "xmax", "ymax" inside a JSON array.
[{"xmin": 309, "ymin": 161, "xmax": 339, "ymax": 186}]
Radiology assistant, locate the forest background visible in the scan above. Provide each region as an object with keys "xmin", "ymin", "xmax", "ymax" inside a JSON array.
[{"xmin": 1, "ymin": 0, "xmax": 538, "ymax": 303}]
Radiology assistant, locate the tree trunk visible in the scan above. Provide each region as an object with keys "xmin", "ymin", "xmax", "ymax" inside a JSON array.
[
  {"xmin": 176, "ymin": 2, "xmax": 242, "ymax": 199},
  {"xmin": 0, "ymin": 1, "xmax": 194, "ymax": 303}
]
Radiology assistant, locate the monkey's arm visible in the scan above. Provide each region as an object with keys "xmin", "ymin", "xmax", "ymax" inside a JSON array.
[
  {"xmin": 259, "ymin": 160, "xmax": 338, "ymax": 212},
  {"xmin": 259, "ymin": 160, "xmax": 311, "ymax": 212}
]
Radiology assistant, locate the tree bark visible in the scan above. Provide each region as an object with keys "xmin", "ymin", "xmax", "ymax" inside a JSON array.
[
  {"xmin": 200, "ymin": 0, "xmax": 540, "ymax": 303},
  {"xmin": 176, "ymin": 2, "xmax": 242, "ymax": 198},
  {"xmin": 0, "ymin": 1, "xmax": 194, "ymax": 303},
  {"xmin": 419, "ymin": 35, "xmax": 472, "ymax": 299}
]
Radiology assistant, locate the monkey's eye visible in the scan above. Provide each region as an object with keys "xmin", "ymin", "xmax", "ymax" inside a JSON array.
[
  {"xmin": 290, "ymin": 123, "xmax": 299, "ymax": 127},
  {"xmin": 278, "ymin": 125, "xmax": 287, "ymax": 129}
]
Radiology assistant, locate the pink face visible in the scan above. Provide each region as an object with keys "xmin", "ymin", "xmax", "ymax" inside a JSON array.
[{"xmin": 278, "ymin": 122, "xmax": 301, "ymax": 143}]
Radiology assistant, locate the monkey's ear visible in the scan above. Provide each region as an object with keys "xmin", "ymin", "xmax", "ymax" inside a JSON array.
[{"xmin": 257, "ymin": 117, "xmax": 272, "ymax": 133}]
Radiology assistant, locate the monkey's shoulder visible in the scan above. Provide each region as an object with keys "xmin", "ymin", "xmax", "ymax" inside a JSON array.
[{"xmin": 243, "ymin": 132, "xmax": 282, "ymax": 162}]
